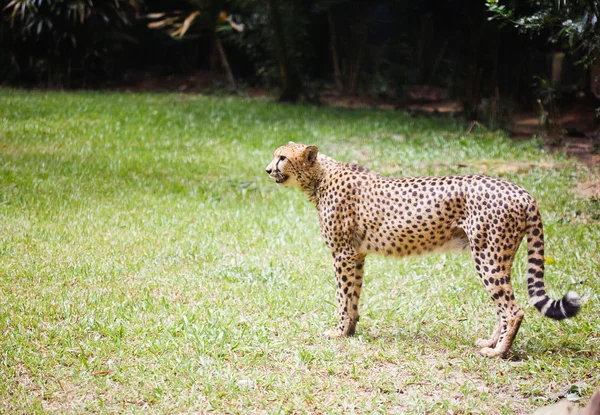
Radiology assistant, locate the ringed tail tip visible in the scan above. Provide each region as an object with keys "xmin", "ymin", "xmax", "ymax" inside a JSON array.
[{"xmin": 532, "ymin": 290, "xmax": 581, "ymax": 320}]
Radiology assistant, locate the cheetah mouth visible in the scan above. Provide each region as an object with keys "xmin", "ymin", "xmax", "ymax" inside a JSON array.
[
  {"xmin": 271, "ymin": 171, "xmax": 289, "ymax": 184},
  {"xmin": 275, "ymin": 174, "xmax": 289, "ymax": 184}
]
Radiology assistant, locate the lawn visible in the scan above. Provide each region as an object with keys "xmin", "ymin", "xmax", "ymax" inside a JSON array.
[{"xmin": 0, "ymin": 88, "xmax": 598, "ymax": 414}]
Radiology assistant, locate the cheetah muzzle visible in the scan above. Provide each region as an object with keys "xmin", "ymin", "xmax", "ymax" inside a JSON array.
[
  {"xmin": 266, "ymin": 143, "xmax": 581, "ymax": 359},
  {"xmin": 265, "ymin": 155, "xmax": 290, "ymax": 184}
]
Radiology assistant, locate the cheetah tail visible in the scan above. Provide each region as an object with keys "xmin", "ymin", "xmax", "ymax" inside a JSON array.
[{"xmin": 525, "ymin": 204, "xmax": 581, "ymax": 320}]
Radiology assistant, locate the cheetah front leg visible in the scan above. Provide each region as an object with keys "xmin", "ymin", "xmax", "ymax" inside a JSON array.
[{"xmin": 323, "ymin": 252, "xmax": 364, "ymax": 338}]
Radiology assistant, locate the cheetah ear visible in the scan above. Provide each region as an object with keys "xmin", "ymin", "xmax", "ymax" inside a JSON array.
[{"xmin": 304, "ymin": 145, "xmax": 318, "ymax": 165}]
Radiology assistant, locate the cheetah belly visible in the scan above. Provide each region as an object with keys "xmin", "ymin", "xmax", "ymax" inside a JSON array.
[
  {"xmin": 356, "ymin": 218, "xmax": 470, "ymax": 257},
  {"xmin": 427, "ymin": 228, "xmax": 471, "ymax": 254}
]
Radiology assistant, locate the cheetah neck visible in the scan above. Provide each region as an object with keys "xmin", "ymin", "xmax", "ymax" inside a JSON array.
[{"xmin": 298, "ymin": 154, "xmax": 337, "ymax": 204}]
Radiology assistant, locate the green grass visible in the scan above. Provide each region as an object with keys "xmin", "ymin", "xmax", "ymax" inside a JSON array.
[{"xmin": 0, "ymin": 88, "xmax": 598, "ymax": 414}]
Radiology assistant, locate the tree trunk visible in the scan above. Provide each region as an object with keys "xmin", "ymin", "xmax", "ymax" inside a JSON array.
[
  {"xmin": 216, "ymin": 39, "xmax": 236, "ymax": 91},
  {"xmin": 265, "ymin": 0, "xmax": 302, "ymax": 102},
  {"xmin": 463, "ymin": 0, "xmax": 484, "ymax": 119},
  {"xmin": 328, "ymin": 9, "xmax": 343, "ymax": 93},
  {"xmin": 349, "ymin": 22, "xmax": 367, "ymax": 95},
  {"xmin": 208, "ymin": 0, "xmax": 224, "ymax": 73},
  {"xmin": 428, "ymin": 39, "xmax": 448, "ymax": 84}
]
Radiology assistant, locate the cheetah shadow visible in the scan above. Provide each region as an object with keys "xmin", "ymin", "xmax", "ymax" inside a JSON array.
[{"xmin": 353, "ymin": 324, "xmax": 585, "ymax": 361}]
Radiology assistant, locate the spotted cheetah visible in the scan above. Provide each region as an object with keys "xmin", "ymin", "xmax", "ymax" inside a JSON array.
[{"xmin": 266, "ymin": 143, "xmax": 581, "ymax": 358}]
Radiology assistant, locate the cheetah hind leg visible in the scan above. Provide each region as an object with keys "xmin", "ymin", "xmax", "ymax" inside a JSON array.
[
  {"xmin": 478, "ymin": 308, "xmax": 524, "ymax": 358},
  {"xmin": 476, "ymin": 280, "xmax": 525, "ymax": 358},
  {"xmin": 475, "ymin": 312, "xmax": 502, "ymax": 349}
]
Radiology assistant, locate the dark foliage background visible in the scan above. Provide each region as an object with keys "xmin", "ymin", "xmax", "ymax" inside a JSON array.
[{"xmin": 1, "ymin": 0, "xmax": 598, "ymax": 116}]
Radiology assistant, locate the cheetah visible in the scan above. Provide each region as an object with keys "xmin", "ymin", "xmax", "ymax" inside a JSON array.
[{"xmin": 265, "ymin": 142, "xmax": 581, "ymax": 358}]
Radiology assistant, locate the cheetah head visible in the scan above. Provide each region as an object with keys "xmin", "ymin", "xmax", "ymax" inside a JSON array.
[{"xmin": 265, "ymin": 142, "xmax": 319, "ymax": 187}]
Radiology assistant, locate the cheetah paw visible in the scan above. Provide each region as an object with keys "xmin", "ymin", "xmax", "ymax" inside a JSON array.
[
  {"xmin": 479, "ymin": 347, "xmax": 503, "ymax": 358},
  {"xmin": 323, "ymin": 330, "xmax": 343, "ymax": 339},
  {"xmin": 475, "ymin": 338, "xmax": 497, "ymax": 348}
]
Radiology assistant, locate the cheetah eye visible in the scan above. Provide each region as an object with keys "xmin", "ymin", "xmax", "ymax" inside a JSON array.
[{"xmin": 279, "ymin": 155, "xmax": 286, "ymax": 161}]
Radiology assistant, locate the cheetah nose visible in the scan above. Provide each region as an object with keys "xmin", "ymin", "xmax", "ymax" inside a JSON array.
[{"xmin": 266, "ymin": 168, "xmax": 272, "ymax": 174}]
